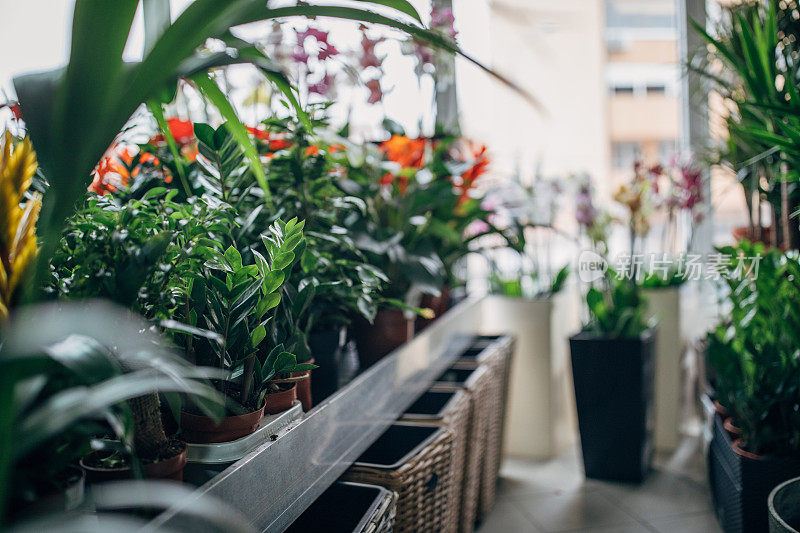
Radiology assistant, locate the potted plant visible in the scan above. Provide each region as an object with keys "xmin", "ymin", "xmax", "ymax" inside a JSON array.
[
  {"xmin": 0, "ymin": 301, "xmax": 224, "ymax": 522},
  {"xmin": 251, "ymin": 115, "xmax": 388, "ymax": 407},
  {"xmin": 706, "ymin": 241, "xmax": 800, "ymax": 533},
  {"xmin": 341, "ymin": 134, "xmax": 445, "ymax": 366},
  {"xmin": 176, "ymin": 219, "xmax": 315, "ymax": 443},
  {"xmin": 569, "ymin": 271, "xmax": 655, "ymax": 483}
]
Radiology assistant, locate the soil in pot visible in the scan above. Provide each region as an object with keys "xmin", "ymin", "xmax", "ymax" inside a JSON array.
[
  {"xmin": 181, "ymin": 400, "xmax": 266, "ymax": 443},
  {"xmin": 290, "ymin": 359, "xmax": 314, "ymax": 411},
  {"xmin": 352, "ymin": 309, "xmax": 413, "ymax": 369},
  {"xmin": 309, "ymin": 328, "xmax": 345, "ymax": 404},
  {"xmin": 80, "ymin": 439, "xmax": 188, "ymax": 483},
  {"xmin": 264, "ymin": 382, "xmax": 297, "ymax": 415}
]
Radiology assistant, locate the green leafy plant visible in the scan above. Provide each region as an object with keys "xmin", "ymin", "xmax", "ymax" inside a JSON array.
[
  {"xmin": 12, "ymin": 0, "xmax": 529, "ymax": 289},
  {"xmin": 489, "ymin": 263, "xmax": 570, "ymax": 298},
  {"xmin": 706, "ymin": 240, "xmax": 800, "ymax": 456},
  {"xmin": 692, "ymin": 0, "xmax": 800, "ymax": 248},
  {"xmin": 0, "ymin": 301, "xmax": 224, "ymax": 525},
  {"xmin": 186, "ymin": 218, "xmax": 311, "ymax": 410},
  {"xmin": 583, "ymin": 272, "xmax": 651, "ymax": 338}
]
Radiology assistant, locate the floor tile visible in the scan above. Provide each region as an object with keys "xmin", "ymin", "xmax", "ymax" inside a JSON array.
[
  {"xmin": 497, "ymin": 455, "xmax": 587, "ymax": 498},
  {"xmin": 649, "ymin": 511, "xmax": 723, "ymax": 533},
  {"xmin": 510, "ymin": 486, "xmax": 639, "ymax": 532},
  {"xmin": 595, "ymin": 470, "xmax": 712, "ymax": 521},
  {"xmin": 477, "ymin": 500, "xmax": 543, "ymax": 533}
]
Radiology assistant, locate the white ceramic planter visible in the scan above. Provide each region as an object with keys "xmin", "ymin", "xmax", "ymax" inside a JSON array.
[
  {"xmin": 642, "ymin": 286, "xmax": 682, "ymax": 452},
  {"xmin": 480, "ymin": 292, "xmax": 579, "ymax": 458}
]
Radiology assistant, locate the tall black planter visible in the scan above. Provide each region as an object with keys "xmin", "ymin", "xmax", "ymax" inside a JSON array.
[
  {"xmin": 309, "ymin": 328, "xmax": 345, "ymax": 405},
  {"xmin": 569, "ymin": 329, "xmax": 655, "ymax": 483}
]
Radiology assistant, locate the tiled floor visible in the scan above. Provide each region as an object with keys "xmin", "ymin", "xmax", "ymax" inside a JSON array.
[{"xmin": 479, "ymin": 437, "xmax": 721, "ymax": 533}]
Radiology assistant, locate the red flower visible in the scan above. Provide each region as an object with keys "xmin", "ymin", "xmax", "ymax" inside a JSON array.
[
  {"xmin": 1, "ymin": 102, "xmax": 22, "ymax": 120},
  {"xmin": 148, "ymin": 117, "xmax": 194, "ymax": 147},
  {"xmin": 305, "ymin": 145, "xmax": 320, "ymax": 156},
  {"xmin": 167, "ymin": 118, "xmax": 194, "ymax": 145},
  {"xmin": 366, "ymin": 79, "xmax": 383, "ymax": 105},
  {"xmin": 246, "ymin": 125, "xmax": 271, "ymax": 141},
  {"xmin": 269, "ymin": 138, "xmax": 292, "ymax": 151},
  {"xmin": 456, "ymin": 144, "xmax": 489, "ymax": 205}
]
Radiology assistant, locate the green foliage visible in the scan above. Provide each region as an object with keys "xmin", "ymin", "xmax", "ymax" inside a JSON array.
[
  {"xmin": 706, "ymin": 240, "xmax": 800, "ymax": 456},
  {"xmin": 692, "ymin": 0, "xmax": 800, "ymax": 246},
  {"xmin": 187, "ymin": 218, "xmax": 307, "ymax": 408},
  {"xmin": 259, "ymin": 117, "xmax": 387, "ymax": 340},
  {"xmin": 0, "ymin": 302, "xmax": 223, "ymax": 524},
  {"xmin": 49, "ymin": 191, "xmax": 233, "ymax": 320},
  {"xmin": 584, "ymin": 272, "xmax": 650, "ymax": 338}
]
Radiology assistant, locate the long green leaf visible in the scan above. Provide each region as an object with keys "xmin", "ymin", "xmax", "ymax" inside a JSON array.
[{"xmin": 192, "ymin": 73, "xmax": 272, "ymax": 204}]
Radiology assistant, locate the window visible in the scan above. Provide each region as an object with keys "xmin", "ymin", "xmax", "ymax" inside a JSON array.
[
  {"xmin": 613, "ymin": 141, "xmax": 641, "ymax": 170},
  {"xmin": 646, "ymin": 85, "xmax": 666, "ymax": 95},
  {"xmin": 613, "ymin": 85, "xmax": 635, "ymax": 95},
  {"xmin": 606, "ymin": 0, "xmax": 677, "ymax": 31}
]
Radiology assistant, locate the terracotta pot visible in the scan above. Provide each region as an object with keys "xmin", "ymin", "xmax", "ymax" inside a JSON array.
[
  {"xmin": 416, "ymin": 286, "xmax": 451, "ymax": 332},
  {"xmin": 80, "ymin": 441, "xmax": 188, "ymax": 483},
  {"xmin": 181, "ymin": 403, "xmax": 265, "ymax": 443},
  {"xmin": 732, "ymin": 438, "xmax": 763, "ymax": 461},
  {"xmin": 352, "ymin": 309, "xmax": 414, "ymax": 369},
  {"xmin": 713, "ymin": 400, "xmax": 729, "ymax": 418},
  {"xmin": 265, "ymin": 383, "xmax": 297, "ymax": 415},
  {"xmin": 724, "ymin": 417, "xmax": 743, "ymax": 439},
  {"xmin": 290, "ymin": 358, "xmax": 314, "ymax": 412}
]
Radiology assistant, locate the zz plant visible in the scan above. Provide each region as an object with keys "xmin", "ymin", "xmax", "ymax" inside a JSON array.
[{"xmin": 707, "ymin": 240, "xmax": 800, "ymax": 456}]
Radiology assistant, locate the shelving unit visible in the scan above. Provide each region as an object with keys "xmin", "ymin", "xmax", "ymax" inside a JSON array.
[{"xmin": 152, "ymin": 297, "xmax": 511, "ymax": 533}]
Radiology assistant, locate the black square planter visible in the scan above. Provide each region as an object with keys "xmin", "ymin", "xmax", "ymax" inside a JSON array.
[
  {"xmin": 708, "ymin": 414, "xmax": 800, "ymax": 533},
  {"xmin": 569, "ymin": 329, "xmax": 655, "ymax": 483}
]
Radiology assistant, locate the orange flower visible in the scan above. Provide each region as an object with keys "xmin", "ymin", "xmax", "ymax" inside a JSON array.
[
  {"xmin": 89, "ymin": 155, "xmax": 130, "ymax": 196},
  {"xmin": 305, "ymin": 145, "xmax": 320, "ymax": 156},
  {"xmin": 456, "ymin": 143, "xmax": 489, "ymax": 206},
  {"xmin": 380, "ymin": 135, "xmax": 426, "ymax": 169},
  {"xmin": 328, "ymin": 143, "xmax": 346, "ymax": 154}
]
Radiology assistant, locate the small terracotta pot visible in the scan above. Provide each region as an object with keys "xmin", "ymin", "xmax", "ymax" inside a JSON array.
[
  {"xmin": 290, "ymin": 358, "xmax": 314, "ymax": 412},
  {"xmin": 181, "ymin": 403, "xmax": 265, "ymax": 443},
  {"xmin": 352, "ymin": 309, "xmax": 414, "ymax": 369},
  {"xmin": 713, "ymin": 400, "xmax": 728, "ymax": 419},
  {"xmin": 724, "ymin": 417, "xmax": 743, "ymax": 439},
  {"xmin": 80, "ymin": 441, "xmax": 188, "ymax": 483},
  {"xmin": 265, "ymin": 383, "xmax": 297, "ymax": 415},
  {"xmin": 416, "ymin": 286, "xmax": 451, "ymax": 332},
  {"xmin": 732, "ymin": 438, "xmax": 763, "ymax": 461}
]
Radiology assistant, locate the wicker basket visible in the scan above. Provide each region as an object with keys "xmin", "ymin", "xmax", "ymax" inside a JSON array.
[
  {"xmin": 343, "ymin": 423, "xmax": 456, "ymax": 533},
  {"xmin": 401, "ymin": 389, "xmax": 470, "ymax": 533},
  {"xmin": 451, "ymin": 336, "xmax": 514, "ymax": 522},
  {"xmin": 284, "ymin": 481, "xmax": 397, "ymax": 533},
  {"xmin": 430, "ymin": 364, "xmax": 493, "ymax": 533}
]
